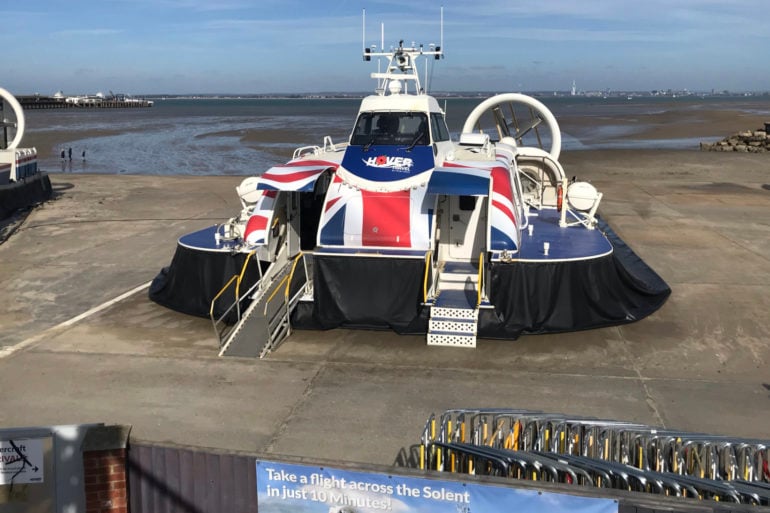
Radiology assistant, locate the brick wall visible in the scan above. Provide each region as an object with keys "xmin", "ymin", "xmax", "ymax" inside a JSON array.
[
  {"xmin": 81, "ymin": 426, "xmax": 131, "ymax": 513},
  {"xmin": 84, "ymin": 448, "xmax": 128, "ymax": 513}
]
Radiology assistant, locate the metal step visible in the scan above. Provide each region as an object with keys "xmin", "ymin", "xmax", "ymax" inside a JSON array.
[
  {"xmin": 429, "ymin": 317, "xmax": 476, "ymax": 334},
  {"xmin": 219, "ymin": 301, "xmax": 270, "ymax": 357},
  {"xmin": 439, "ymin": 280, "xmax": 477, "ymax": 292},
  {"xmin": 434, "ymin": 288, "xmax": 476, "ymax": 310},
  {"xmin": 442, "ymin": 261, "xmax": 477, "ymax": 274},
  {"xmin": 430, "ymin": 306, "xmax": 476, "ymax": 320},
  {"xmin": 427, "ymin": 289, "xmax": 479, "ymax": 348},
  {"xmin": 439, "ymin": 272, "xmax": 478, "ymax": 283},
  {"xmin": 219, "ymin": 265, "xmax": 291, "ymax": 358},
  {"xmin": 438, "ymin": 261, "xmax": 479, "ymax": 292},
  {"xmin": 427, "ymin": 331, "xmax": 477, "ymax": 348}
]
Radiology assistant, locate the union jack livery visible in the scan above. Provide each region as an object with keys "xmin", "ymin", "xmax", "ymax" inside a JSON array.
[
  {"xmin": 151, "ymin": 35, "xmax": 669, "ymax": 357},
  {"xmin": 318, "ymin": 174, "xmax": 432, "ymax": 250},
  {"xmin": 257, "ymin": 160, "xmax": 338, "ymax": 192}
]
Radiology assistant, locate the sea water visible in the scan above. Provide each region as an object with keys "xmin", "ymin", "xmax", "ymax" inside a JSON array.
[
  {"xmin": 26, "ymin": 99, "xmax": 360, "ymax": 175},
  {"xmin": 23, "ymin": 95, "xmax": 770, "ymax": 176}
]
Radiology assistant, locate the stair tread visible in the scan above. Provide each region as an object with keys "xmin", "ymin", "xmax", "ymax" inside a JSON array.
[
  {"xmin": 428, "ymin": 267, "xmax": 479, "ymax": 347},
  {"xmin": 219, "ymin": 261, "xmax": 296, "ymax": 358},
  {"xmin": 442, "ymin": 261, "xmax": 477, "ymax": 273},
  {"xmin": 427, "ymin": 332, "xmax": 477, "ymax": 348},
  {"xmin": 440, "ymin": 270, "xmax": 477, "ymax": 277},
  {"xmin": 435, "ymin": 289, "xmax": 476, "ymax": 309}
]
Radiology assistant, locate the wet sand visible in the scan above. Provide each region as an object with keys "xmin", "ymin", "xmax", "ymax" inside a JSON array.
[
  {"xmin": 24, "ymin": 127, "xmax": 139, "ymax": 163},
  {"xmin": 560, "ymin": 106, "xmax": 768, "ymax": 141},
  {"xmin": 20, "ymin": 101, "xmax": 770, "ymax": 168}
]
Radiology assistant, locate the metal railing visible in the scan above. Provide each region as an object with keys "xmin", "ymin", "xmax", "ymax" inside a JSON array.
[
  {"xmin": 422, "ymin": 250, "xmax": 434, "ymax": 303},
  {"xmin": 292, "ymin": 136, "xmax": 348, "ymax": 160},
  {"xmin": 258, "ymin": 252, "xmax": 312, "ymax": 358},
  {"xmin": 418, "ymin": 409, "xmax": 770, "ymax": 505},
  {"xmin": 476, "ymin": 252, "xmax": 485, "ymax": 307},
  {"xmin": 517, "ymin": 154, "xmax": 565, "ymax": 211},
  {"xmin": 210, "ymin": 250, "xmax": 263, "ymax": 347}
]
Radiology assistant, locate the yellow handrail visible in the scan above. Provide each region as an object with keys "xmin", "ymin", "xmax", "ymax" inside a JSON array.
[
  {"xmin": 476, "ymin": 251, "xmax": 484, "ymax": 307},
  {"xmin": 264, "ymin": 275, "xmax": 289, "ymax": 315},
  {"xmin": 284, "ymin": 251, "xmax": 305, "ymax": 302},
  {"xmin": 209, "ymin": 275, "xmax": 238, "ymax": 318},
  {"xmin": 210, "ymin": 249, "xmax": 258, "ymax": 319},
  {"xmin": 235, "ymin": 249, "xmax": 258, "ymax": 300},
  {"xmin": 422, "ymin": 250, "xmax": 432, "ymax": 302},
  {"xmin": 262, "ymin": 252, "xmax": 305, "ymax": 316}
]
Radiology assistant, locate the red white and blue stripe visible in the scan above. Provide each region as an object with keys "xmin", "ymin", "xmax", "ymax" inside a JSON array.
[
  {"xmin": 489, "ymin": 166, "xmax": 519, "ymax": 251},
  {"xmin": 257, "ymin": 159, "xmax": 337, "ymax": 191},
  {"xmin": 243, "ymin": 190, "xmax": 278, "ymax": 246},
  {"xmin": 440, "ymin": 160, "xmax": 519, "ymax": 252},
  {"xmin": 240, "ymin": 158, "xmax": 338, "ymax": 246}
]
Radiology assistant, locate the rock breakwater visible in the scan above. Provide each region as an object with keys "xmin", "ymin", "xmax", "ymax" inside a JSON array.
[{"xmin": 701, "ymin": 124, "xmax": 770, "ymax": 152}]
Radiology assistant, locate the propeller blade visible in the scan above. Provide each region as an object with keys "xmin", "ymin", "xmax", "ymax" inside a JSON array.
[
  {"xmin": 513, "ymin": 115, "xmax": 542, "ymax": 140},
  {"xmin": 491, "ymin": 106, "xmax": 511, "ymax": 139}
]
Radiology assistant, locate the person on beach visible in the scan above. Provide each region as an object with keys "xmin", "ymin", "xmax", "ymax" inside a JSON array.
[
  {"xmin": 82, "ymin": 150, "xmax": 86, "ymax": 161},
  {"xmin": 60, "ymin": 149, "xmax": 65, "ymax": 161},
  {"xmin": 68, "ymin": 147, "xmax": 72, "ymax": 160}
]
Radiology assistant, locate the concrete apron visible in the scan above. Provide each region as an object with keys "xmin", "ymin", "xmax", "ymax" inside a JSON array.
[{"xmin": 0, "ymin": 151, "xmax": 769, "ymax": 466}]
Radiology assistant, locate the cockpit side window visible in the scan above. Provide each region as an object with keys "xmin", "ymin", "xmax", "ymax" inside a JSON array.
[
  {"xmin": 351, "ymin": 114, "xmax": 374, "ymax": 145},
  {"xmin": 350, "ymin": 112, "xmax": 429, "ymax": 146},
  {"xmin": 430, "ymin": 113, "xmax": 450, "ymax": 142}
]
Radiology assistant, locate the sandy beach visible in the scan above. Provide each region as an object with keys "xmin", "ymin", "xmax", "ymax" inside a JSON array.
[{"xmin": 560, "ymin": 105, "xmax": 768, "ymax": 141}]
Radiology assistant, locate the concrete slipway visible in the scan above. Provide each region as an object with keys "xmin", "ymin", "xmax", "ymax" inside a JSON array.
[{"xmin": 0, "ymin": 149, "xmax": 769, "ymax": 466}]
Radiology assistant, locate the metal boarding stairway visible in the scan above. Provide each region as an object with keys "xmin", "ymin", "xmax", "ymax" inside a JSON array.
[
  {"xmin": 427, "ymin": 261, "xmax": 481, "ymax": 348},
  {"xmin": 212, "ymin": 249, "xmax": 311, "ymax": 358}
]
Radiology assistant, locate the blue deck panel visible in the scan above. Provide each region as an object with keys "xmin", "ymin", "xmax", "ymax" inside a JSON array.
[
  {"xmin": 178, "ymin": 225, "xmax": 240, "ymax": 253},
  {"xmin": 514, "ymin": 208, "xmax": 613, "ymax": 262}
]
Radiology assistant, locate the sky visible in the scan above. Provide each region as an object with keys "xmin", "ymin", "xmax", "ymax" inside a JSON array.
[{"xmin": 2, "ymin": 0, "xmax": 769, "ymax": 95}]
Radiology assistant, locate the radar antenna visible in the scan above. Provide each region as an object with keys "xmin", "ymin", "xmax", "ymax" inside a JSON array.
[{"xmin": 361, "ymin": 7, "xmax": 444, "ymax": 96}]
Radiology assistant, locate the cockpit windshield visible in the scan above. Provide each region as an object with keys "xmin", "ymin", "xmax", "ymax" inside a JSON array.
[{"xmin": 350, "ymin": 112, "xmax": 430, "ymax": 147}]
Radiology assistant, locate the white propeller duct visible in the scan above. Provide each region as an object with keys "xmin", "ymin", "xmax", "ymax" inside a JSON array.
[{"xmin": 0, "ymin": 87, "xmax": 26, "ymax": 149}]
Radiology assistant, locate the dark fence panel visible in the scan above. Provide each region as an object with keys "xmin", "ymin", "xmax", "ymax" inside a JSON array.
[
  {"xmin": 128, "ymin": 442, "xmax": 257, "ymax": 513},
  {"xmin": 127, "ymin": 441, "xmax": 762, "ymax": 513}
]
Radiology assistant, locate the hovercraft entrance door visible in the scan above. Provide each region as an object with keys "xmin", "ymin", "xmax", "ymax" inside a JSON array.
[
  {"xmin": 429, "ymin": 193, "xmax": 487, "ymax": 348},
  {"xmin": 446, "ymin": 194, "xmax": 486, "ymax": 262}
]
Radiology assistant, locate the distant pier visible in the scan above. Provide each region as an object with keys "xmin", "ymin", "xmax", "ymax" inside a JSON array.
[{"xmin": 17, "ymin": 95, "xmax": 153, "ymax": 109}]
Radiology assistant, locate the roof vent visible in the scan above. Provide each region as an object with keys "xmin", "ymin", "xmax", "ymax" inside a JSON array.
[{"xmin": 459, "ymin": 133, "xmax": 489, "ymax": 146}]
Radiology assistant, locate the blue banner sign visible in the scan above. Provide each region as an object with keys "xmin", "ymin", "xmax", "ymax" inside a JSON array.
[{"xmin": 257, "ymin": 460, "xmax": 617, "ymax": 513}]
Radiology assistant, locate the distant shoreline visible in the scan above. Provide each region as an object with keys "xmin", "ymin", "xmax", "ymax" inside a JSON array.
[{"xmin": 144, "ymin": 91, "xmax": 770, "ymax": 101}]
